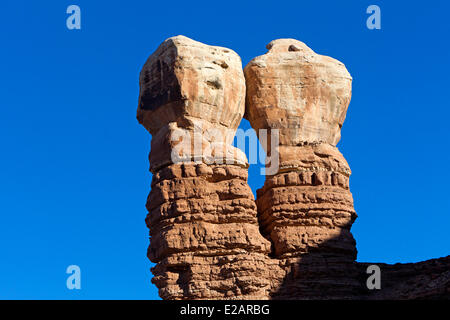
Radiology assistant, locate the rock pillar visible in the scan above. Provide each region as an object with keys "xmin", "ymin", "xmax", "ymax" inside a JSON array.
[
  {"xmin": 244, "ymin": 39, "xmax": 359, "ymax": 298},
  {"xmin": 137, "ymin": 36, "xmax": 274, "ymax": 299}
]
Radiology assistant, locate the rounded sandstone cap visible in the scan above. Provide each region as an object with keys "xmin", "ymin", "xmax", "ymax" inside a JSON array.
[
  {"xmin": 137, "ymin": 35, "xmax": 246, "ymax": 136},
  {"xmin": 244, "ymin": 39, "xmax": 352, "ymax": 146}
]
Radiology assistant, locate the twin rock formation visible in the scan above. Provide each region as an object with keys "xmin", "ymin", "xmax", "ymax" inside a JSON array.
[{"xmin": 137, "ymin": 36, "xmax": 449, "ymax": 300}]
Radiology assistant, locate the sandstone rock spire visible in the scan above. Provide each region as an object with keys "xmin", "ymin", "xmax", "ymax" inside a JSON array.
[
  {"xmin": 137, "ymin": 36, "xmax": 275, "ymax": 300},
  {"xmin": 245, "ymin": 39, "xmax": 359, "ymax": 298}
]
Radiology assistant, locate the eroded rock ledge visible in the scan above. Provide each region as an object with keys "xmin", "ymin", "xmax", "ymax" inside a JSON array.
[{"xmin": 137, "ymin": 35, "xmax": 450, "ymax": 300}]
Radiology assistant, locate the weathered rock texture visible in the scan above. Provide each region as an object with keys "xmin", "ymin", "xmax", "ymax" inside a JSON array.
[
  {"xmin": 147, "ymin": 163, "xmax": 280, "ymax": 299},
  {"xmin": 138, "ymin": 36, "xmax": 450, "ymax": 300}
]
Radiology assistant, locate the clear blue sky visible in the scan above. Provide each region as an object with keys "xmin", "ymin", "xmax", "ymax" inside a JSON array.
[{"xmin": 0, "ymin": 0, "xmax": 448, "ymax": 299}]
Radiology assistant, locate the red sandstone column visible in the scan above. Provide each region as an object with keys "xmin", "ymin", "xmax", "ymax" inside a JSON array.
[
  {"xmin": 137, "ymin": 36, "xmax": 274, "ymax": 299},
  {"xmin": 244, "ymin": 39, "xmax": 359, "ymax": 298}
]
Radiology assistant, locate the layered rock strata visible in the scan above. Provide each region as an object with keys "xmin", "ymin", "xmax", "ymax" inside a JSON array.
[{"xmin": 147, "ymin": 163, "xmax": 279, "ymax": 299}]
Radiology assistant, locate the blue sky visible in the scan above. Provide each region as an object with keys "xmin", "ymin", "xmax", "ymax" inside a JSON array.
[{"xmin": 0, "ymin": 0, "xmax": 448, "ymax": 299}]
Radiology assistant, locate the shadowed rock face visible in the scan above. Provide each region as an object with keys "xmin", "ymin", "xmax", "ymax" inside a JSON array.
[{"xmin": 138, "ymin": 36, "xmax": 450, "ymax": 300}]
